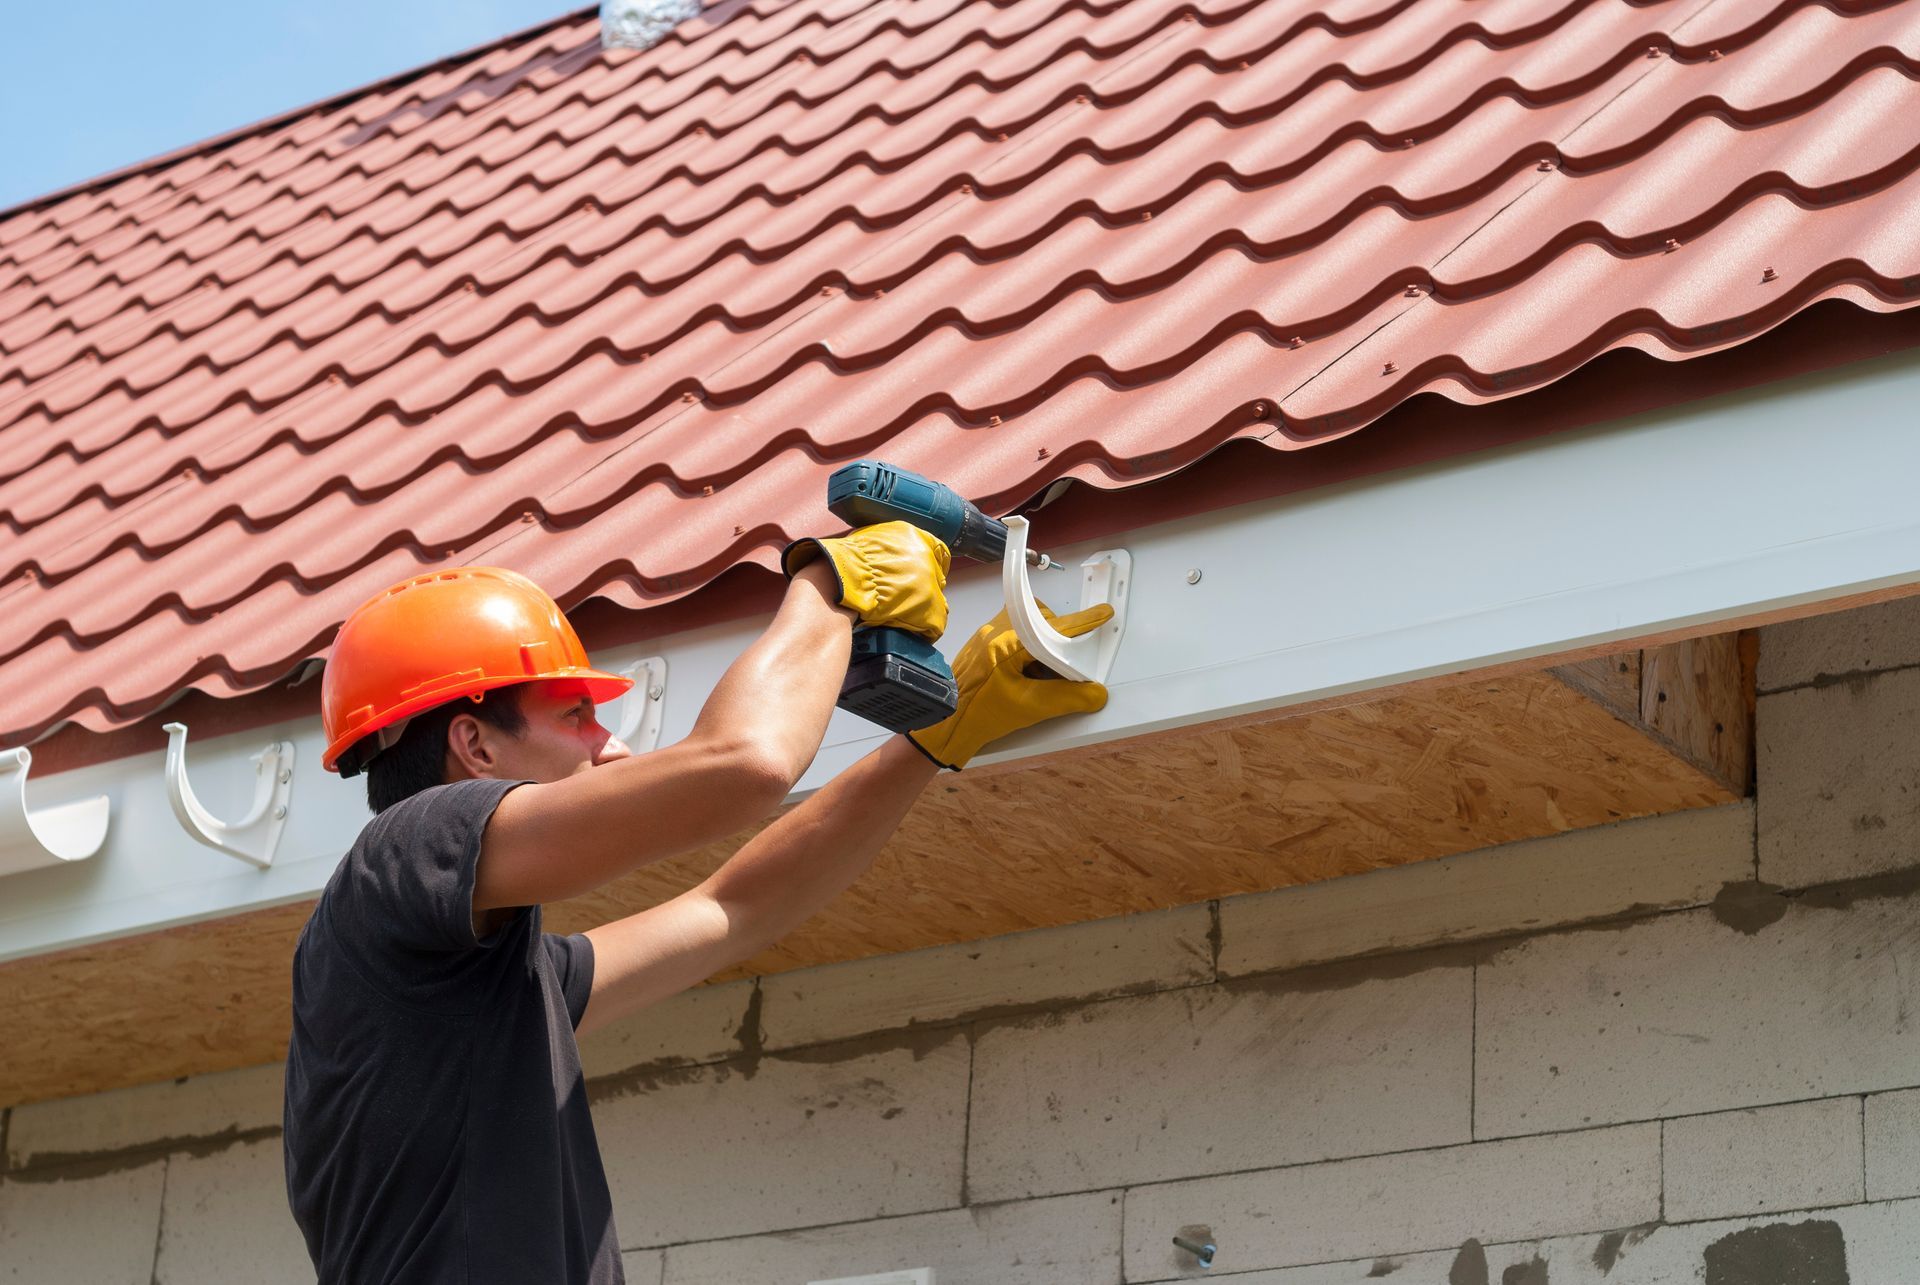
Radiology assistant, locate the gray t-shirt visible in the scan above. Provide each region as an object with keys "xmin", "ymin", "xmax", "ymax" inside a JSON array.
[{"xmin": 283, "ymin": 777, "xmax": 621, "ymax": 1283}]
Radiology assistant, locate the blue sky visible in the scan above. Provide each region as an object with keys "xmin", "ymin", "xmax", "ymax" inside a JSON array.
[{"xmin": 0, "ymin": 0, "xmax": 579, "ymax": 211}]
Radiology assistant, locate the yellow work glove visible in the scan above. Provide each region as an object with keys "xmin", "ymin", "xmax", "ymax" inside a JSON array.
[
  {"xmin": 906, "ymin": 600, "xmax": 1113, "ymax": 769},
  {"xmin": 782, "ymin": 521, "xmax": 952, "ymax": 641}
]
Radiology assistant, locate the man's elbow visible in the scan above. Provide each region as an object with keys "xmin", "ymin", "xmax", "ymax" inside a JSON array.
[{"xmin": 715, "ymin": 738, "xmax": 799, "ymax": 815}]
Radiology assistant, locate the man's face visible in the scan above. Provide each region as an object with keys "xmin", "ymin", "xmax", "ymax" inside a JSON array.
[{"xmin": 452, "ymin": 678, "xmax": 631, "ymax": 784}]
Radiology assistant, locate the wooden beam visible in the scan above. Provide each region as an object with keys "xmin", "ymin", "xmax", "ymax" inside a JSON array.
[{"xmin": 0, "ymin": 643, "xmax": 1752, "ymax": 1108}]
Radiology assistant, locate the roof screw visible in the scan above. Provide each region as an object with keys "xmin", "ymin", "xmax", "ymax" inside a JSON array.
[
  {"xmin": 692, "ymin": 125, "xmax": 705, "ymax": 136},
  {"xmin": 1536, "ymin": 158, "xmax": 1554, "ymax": 171},
  {"xmin": 1382, "ymin": 360, "xmax": 1398, "ymax": 375},
  {"xmin": 1185, "ymin": 569, "xmax": 1203, "ymax": 585},
  {"xmin": 1708, "ymin": 48, "xmax": 1723, "ymax": 60},
  {"xmin": 1076, "ymin": 93, "xmax": 1088, "ymax": 104},
  {"xmin": 647, "ymin": 684, "xmax": 664, "ymax": 700},
  {"xmin": 821, "ymin": 285, "xmax": 835, "ymax": 296},
  {"xmin": 733, "ymin": 524, "xmax": 745, "ymax": 536},
  {"xmin": 521, "ymin": 511, "xmax": 536, "ymax": 523},
  {"xmin": 996, "ymin": 132, "xmax": 1008, "ymax": 141},
  {"xmin": 701, "ymin": 484, "xmax": 715, "ymax": 496},
  {"xmin": 1238, "ymin": 60, "xmax": 1250, "ymax": 70},
  {"xmin": 1646, "ymin": 44, "xmax": 1661, "ymax": 57},
  {"xmin": 1288, "ymin": 336, "xmax": 1304, "ymax": 348},
  {"xmin": 1036, "ymin": 446, "xmax": 1050, "ymax": 459},
  {"xmin": 989, "ymin": 414, "xmax": 1003, "ymax": 425},
  {"xmin": 959, "ymin": 183, "xmax": 972, "ymax": 195},
  {"xmin": 1251, "ymin": 401, "xmax": 1268, "ymax": 418},
  {"xmin": 1182, "ymin": 8, "xmax": 1196, "ymax": 19},
  {"xmin": 1404, "ymin": 283, "xmax": 1421, "ymax": 297},
  {"xmin": 1762, "ymin": 266, "xmax": 1777, "ymax": 282},
  {"xmin": 682, "ymin": 391, "xmax": 698, "ymax": 402},
  {"xmin": 875, "ymin": 288, "xmax": 886, "ymax": 297},
  {"xmin": 1664, "ymin": 238, "xmax": 1682, "ymax": 253},
  {"xmin": 1403, "ymin": 137, "xmax": 1415, "ymax": 148},
  {"xmin": 1141, "ymin": 210, "xmax": 1152, "ymax": 222}
]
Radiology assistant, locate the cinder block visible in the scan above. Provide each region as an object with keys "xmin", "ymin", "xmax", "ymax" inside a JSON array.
[
  {"xmin": 7, "ymin": 1062, "xmax": 283, "ymax": 1171},
  {"xmin": 1477, "ymin": 897, "xmax": 1920, "ymax": 1137},
  {"xmin": 1663, "ymin": 1098, "xmax": 1863, "ymax": 1223},
  {"xmin": 1757, "ymin": 666, "xmax": 1920, "ymax": 886},
  {"xmin": 578, "ymin": 977, "xmax": 756, "ymax": 1080},
  {"xmin": 1758, "ymin": 596, "xmax": 1920, "ymax": 692},
  {"xmin": 1128, "ymin": 1195, "xmax": 1920, "ymax": 1283},
  {"xmin": 1120, "ymin": 1123, "xmax": 1658, "ymax": 1279},
  {"xmin": 1219, "ymin": 804, "xmax": 1753, "ymax": 978},
  {"xmin": 152, "ymin": 1135, "xmax": 313, "ymax": 1284},
  {"xmin": 622, "ymin": 1248, "xmax": 665, "ymax": 1284},
  {"xmin": 760, "ymin": 903, "xmax": 1212, "ymax": 1052},
  {"xmin": 967, "ymin": 954, "xmax": 1472, "ymax": 1202},
  {"xmin": 593, "ymin": 1031, "xmax": 969, "ymax": 1246},
  {"xmin": 662, "ymin": 1191, "xmax": 1121, "ymax": 1285},
  {"xmin": 1866, "ymin": 1087, "xmax": 1920, "ymax": 1200},
  {"xmin": 0, "ymin": 1156, "xmax": 167, "ymax": 1283}
]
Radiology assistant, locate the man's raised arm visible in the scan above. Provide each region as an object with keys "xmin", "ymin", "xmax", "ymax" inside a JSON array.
[
  {"xmin": 474, "ymin": 523, "xmax": 950, "ymax": 911},
  {"xmin": 574, "ymin": 600, "xmax": 1115, "ymax": 1036}
]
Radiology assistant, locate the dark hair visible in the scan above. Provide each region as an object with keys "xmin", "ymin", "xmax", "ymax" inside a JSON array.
[{"xmin": 364, "ymin": 686, "xmax": 527, "ymax": 814}]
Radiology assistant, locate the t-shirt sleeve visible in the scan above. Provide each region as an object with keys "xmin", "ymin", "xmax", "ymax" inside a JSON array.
[
  {"xmin": 542, "ymin": 932, "xmax": 596, "ymax": 1030},
  {"xmin": 331, "ymin": 777, "xmax": 528, "ymax": 960}
]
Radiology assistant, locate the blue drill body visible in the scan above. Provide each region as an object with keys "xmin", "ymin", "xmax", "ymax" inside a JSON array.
[{"xmin": 825, "ymin": 461, "xmax": 1013, "ymax": 733}]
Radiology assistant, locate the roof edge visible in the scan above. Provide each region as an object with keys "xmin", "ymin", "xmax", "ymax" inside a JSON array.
[{"xmin": 0, "ymin": 4, "xmax": 598, "ymax": 222}]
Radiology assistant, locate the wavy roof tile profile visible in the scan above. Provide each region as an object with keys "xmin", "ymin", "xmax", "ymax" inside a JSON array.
[{"xmin": 0, "ymin": 0, "xmax": 1916, "ymax": 746}]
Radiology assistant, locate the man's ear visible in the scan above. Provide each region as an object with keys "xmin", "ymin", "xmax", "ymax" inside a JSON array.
[{"xmin": 444, "ymin": 710, "xmax": 497, "ymax": 779}]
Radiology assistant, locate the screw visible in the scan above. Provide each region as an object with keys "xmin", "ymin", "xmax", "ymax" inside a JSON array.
[
  {"xmin": 1646, "ymin": 44, "xmax": 1661, "ymax": 57},
  {"xmin": 1172, "ymin": 1235, "xmax": 1217, "ymax": 1268},
  {"xmin": 1383, "ymin": 360, "xmax": 1398, "ymax": 375},
  {"xmin": 1237, "ymin": 60, "xmax": 1249, "ymax": 70},
  {"xmin": 1251, "ymin": 401, "xmax": 1268, "ymax": 418},
  {"xmin": 278, "ymin": 768, "xmax": 292, "ymax": 784},
  {"xmin": 1141, "ymin": 210, "xmax": 1152, "ymax": 221},
  {"xmin": 521, "ymin": 511, "xmax": 536, "ymax": 523},
  {"xmin": 733, "ymin": 524, "xmax": 744, "ymax": 536},
  {"xmin": 1185, "ymin": 568, "xmax": 1202, "ymax": 584},
  {"xmin": 682, "ymin": 391, "xmax": 697, "ymax": 402},
  {"xmin": 647, "ymin": 685, "xmax": 664, "ymax": 700},
  {"xmin": 1288, "ymin": 335, "xmax": 1303, "ymax": 348},
  {"xmin": 1664, "ymin": 238, "xmax": 1681, "ymax": 253},
  {"xmin": 1402, "ymin": 137, "xmax": 1414, "ymax": 148},
  {"xmin": 1036, "ymin": 446, "xmax": 1050, "ymax": 459},
  {"xmin": 1404, "ymin": 283, "xmax": 1421, "ymax": 297},
  {"xmin": 996, "ymin": 131, "xmax": 1008, "ymax": 141},
  {"xmin": 958, "ymin": 183, "xmax": 972, "ymax": 195},
  {"xmin": 1762, "ymin": 266, "xmax": 1777, "ymax": 282},
  {"xmin": 989, "ymin": 414, "xmax": 1002, "ymax": 425},
  {"xmin": 1536, "ymin": 158, "xmax": 1554, "ymax": 171},
  {"xmin": 1708, "ymin": 48, "xmax": 1723, "ymax": 60}
]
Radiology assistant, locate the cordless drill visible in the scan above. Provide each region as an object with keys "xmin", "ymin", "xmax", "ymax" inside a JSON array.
[{"xmin": 827, "ymin": 460, "xmax": 1062, "ymax": 733}]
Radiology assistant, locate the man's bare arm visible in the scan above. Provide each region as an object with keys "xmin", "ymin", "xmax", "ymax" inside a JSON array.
[
  {"xmin": 575, "ymin": 734, "xmax": 938, "ymax": 1036},
  {"xmin": 473, "ymin": 563, "xmax": 856, "ymax": 911}
]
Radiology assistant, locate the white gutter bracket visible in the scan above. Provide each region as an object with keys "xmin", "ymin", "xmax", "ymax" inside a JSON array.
[
  {"xmin": 1001, "ymin": 515, "xmax": 1130, "ymax": 684},
  {"xmin": 163, "ymin": 723, "xmax": 293, "ymax": 870},
  {"xmin": 607, "ymin": 657, "xmax": 668, "ymax": 753},
  {"xmin": 0, "ymin": 748, "xmax": 109, "ymax": 877}
]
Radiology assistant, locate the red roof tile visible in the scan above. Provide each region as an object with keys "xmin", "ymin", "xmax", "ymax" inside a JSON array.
[{"xmin": 1, "ymin": 0, "xmax": 1916, "ymax": 745}]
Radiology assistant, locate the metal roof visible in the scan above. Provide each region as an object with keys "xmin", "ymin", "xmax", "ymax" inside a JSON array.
[{"xmin": 0, "ymin": 0, "xmax": 1915, "ymax": 747}]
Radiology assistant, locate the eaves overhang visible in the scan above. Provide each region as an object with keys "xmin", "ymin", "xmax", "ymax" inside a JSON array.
[{"xmin": 3, "ymin": 341, "xmax": 1914, "ymax": 964}]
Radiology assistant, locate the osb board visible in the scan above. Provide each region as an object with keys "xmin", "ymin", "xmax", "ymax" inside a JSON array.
[
  {"xmin": 0, "ymin": 665, "xmax": 1742, "ymax": 1108},
  {"xmin": 1551, "ymin": 632, "xmax": 1756, "ymax": 794}
]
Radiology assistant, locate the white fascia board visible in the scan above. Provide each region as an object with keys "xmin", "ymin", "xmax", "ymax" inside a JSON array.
[{"xmin": 3, "ymin": 346, "xmax": 1916, "ymax": 962}]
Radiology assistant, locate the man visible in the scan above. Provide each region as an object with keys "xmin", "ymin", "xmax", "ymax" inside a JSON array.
[{"xmin": 283, "ymin": 519, "xmax": 1112, "ymax": 1282}]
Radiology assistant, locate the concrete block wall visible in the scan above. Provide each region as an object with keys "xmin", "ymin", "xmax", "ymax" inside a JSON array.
[{"xmin": 5, "ymin": 597, "xmax": 1920, "ymax": 1283}]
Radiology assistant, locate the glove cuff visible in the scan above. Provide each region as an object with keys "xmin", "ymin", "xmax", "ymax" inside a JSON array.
[{"xmin": 902, "ymin": 729, "xmax": 961, "ymax": 771}]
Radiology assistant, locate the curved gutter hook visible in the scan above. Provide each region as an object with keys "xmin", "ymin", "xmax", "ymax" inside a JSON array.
[
  {"xmin": 0, "ymin": 748, "xmax": 110, "ymax": 877},
  {"xmin": 1001, "ymin": 516, "xmax": 1130, "ymax": 684},
  {"xmin": 164, "ymin": 723, "xmax": 294, "ymax": 869}
]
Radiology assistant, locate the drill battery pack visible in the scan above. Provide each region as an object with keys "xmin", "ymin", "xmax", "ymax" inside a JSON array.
[{"xmin": 838, "ymin": 627, "xmax": 958, "ymax": 733}]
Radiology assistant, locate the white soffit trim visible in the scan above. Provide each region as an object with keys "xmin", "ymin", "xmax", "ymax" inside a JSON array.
[{"xmin": 3, "ymin": 347, "xmax": 1916, "ymax": 962}]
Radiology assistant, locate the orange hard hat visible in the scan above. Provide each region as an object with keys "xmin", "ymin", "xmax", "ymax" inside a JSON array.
[{"xmin": 321, "ymin": 566, "xmax": 632, "ymax": 775}]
